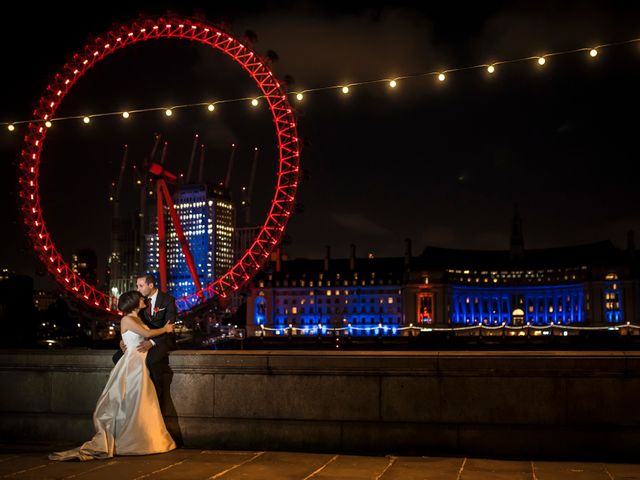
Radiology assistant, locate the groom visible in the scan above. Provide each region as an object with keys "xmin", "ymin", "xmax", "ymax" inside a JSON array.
[{"xmin": 113, "ymin": 274, "xmax": 176, "ymax": 404}]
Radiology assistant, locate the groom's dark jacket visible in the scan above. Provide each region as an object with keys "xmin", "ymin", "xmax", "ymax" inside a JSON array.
[
  {"xmin": 143, "ymin": 291, "xmax": 177, "ymax": 349},
  {"xmin": 143, "ymin": 291, "xmax": 177, "ymax": 329}
]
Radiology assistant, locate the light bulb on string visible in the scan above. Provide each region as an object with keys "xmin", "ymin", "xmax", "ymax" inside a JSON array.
[
  {"xmin": 44, "ymin": 121, "xmax": 52, "ymax": 128},
  {"xmin": 165, "ymin": 109, "xmax": 173, "ymax": 116},
  {"xmin": 83, "ymin": 116, "xmax": 91, "ymax": 124},
  {"xmin": 4, "ymin": 35, "xmax": 640, "ymax": 131}
]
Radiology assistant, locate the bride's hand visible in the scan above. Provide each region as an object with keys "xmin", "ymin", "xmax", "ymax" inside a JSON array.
[{"xmin": 164, "ymin": 323, "xmax": 175, "ymax": 333}]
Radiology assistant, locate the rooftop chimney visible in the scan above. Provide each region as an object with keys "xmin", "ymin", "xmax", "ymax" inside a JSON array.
[
  {"xmin": 350, "ymin": 244, "xmax": 356, "ymax": 270},
  {"xmin": 324, "ymin": 246, "xmax": 330, "ymax": 271},
  {"xmin": 404, "ymin": 238, "xmax": 412, "ymax": 267},
  {"xmin": 275, "ymin": 246, "xmax": 282, "ymax": 273}
]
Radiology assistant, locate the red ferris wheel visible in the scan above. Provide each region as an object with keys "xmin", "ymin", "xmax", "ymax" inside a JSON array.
[{"xmin": 17, "ymin": 16, "xmax": 300, "ymax": 314}]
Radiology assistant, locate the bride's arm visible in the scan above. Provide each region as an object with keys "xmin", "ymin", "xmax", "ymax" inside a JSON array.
[{"xmin": 121, "ymin": 316, "xmax": 171, "ymax": 338}]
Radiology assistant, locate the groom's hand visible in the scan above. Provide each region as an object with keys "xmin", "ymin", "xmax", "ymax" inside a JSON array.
[
  {"xmin": 119, "ymin": 340, "xmax": 126, "ymax": 353},
  {"xmin": 137, "ymin": 340, "xmax": 153, "ymax": 353}
]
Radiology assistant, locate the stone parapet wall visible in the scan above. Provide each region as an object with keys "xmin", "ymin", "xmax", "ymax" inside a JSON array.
[{"xmin": 1, "ymin": 350, "xmax": 639, "ymax": 458}]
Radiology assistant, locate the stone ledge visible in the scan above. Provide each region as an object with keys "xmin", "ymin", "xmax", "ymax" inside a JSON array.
[
  {"xmin": 2, "ymin": 350, "xmax": 639, "ymax": 457},
  {"xmin": 1, "ymin": 350, "xmax": 638, "ymax": 377}
]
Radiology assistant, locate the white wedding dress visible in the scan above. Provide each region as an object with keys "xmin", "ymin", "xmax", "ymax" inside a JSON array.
[{"xmin": 49, "ymin": 330, "xmax": 176, "ymax": 461}]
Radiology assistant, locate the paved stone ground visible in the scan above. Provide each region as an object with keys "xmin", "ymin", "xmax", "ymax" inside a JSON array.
[{"xmin": 1, "ymin": 444, "xmax": 640, "ymax": 479}]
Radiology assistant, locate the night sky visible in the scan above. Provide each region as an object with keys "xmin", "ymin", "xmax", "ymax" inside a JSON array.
[{"xmin": 2, "ymin": 1, "xmax": 640, "ymax": 288}]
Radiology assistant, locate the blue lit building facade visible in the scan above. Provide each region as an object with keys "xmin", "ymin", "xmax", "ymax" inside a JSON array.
[
  {"xmin": 144, "ymin": 184, "xmax": 234, "ymax": 299},
  {"xmin": 406, "ymin": 226, "xmax": 638, "ymax": 329},
  {"xmin": 246, "ymin": 232, "xmax": 639, "ymax": 335},
  {"xmin": 246, "ymin": 247, "xmax": 406, "ymax": 336},
  {"xmin": 448, "ymin": 284, "xmax": 585, "ymax": 326}
]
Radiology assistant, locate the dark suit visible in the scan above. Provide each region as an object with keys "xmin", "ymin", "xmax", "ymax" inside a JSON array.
[{"xmin": 112, "ymin": 290, "xmax": 177, "ymax": 404}]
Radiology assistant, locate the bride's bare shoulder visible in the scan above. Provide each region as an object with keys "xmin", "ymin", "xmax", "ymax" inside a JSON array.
[
  {"xmin": 120, "ymin": 314, "xmax": 138, "ymax": 331},
  {"xmin": 121, "ymin": 314, "xmax": 147, "ymax": 334}
]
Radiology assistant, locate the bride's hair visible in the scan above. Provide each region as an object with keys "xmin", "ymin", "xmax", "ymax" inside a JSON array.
[{"xmin": 118, "ymin": 291, "xmax": 143, "ymax": 314}]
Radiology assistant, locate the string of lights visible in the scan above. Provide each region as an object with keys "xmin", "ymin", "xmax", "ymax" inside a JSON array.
[
  {"xmin": 4, "ymin": 36, "xmax": 640, "ymax": 132},
  {"xmin": 258, "ymin": 322, "xmax": 640, "ymax": 335}
]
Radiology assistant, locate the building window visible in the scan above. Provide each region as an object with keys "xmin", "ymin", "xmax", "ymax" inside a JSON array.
[
  {"xmin": 417, "ymin": 293, "xmax": 433, "ymax": 324},
  {"xmin": 604, "ymin": 274, "xmax": 623, "ymax": 323}
]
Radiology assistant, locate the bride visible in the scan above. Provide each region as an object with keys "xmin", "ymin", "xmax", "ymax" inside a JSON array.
[{"xmin": 50, "ymin": 291, "xmax": 176, "ymax": 461}]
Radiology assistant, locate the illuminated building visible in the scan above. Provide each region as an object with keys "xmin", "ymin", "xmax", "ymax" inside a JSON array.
[
  {"xmin": 406, "ymin": 242, "xmax": 634, "ymax": 327},
  {"xmin": 246, "ymin": 226, "xmax": 639, "ymax": 335},
  {"xmin": 209, "ymin": 184, "xmax": 235, "ymax": 281},
  {"xmin": 0, "ymin": 268, "xmax": 14, "ymax": 282},
  {"xmin": 145, "ymin": 184, "xmax": 234, "ymax": 299},
  {"xmin": 246, "ymin": 246, "xmax": 405, "ymax": 336},
  {"xmin": 33, "ymin": 290, "xmax": 58, "ymax": 311},
  {"xmin": 405, "ymin": 215, "xmax": 638, "ymax": 328},
  {"xmin": 71, "ymin": 249, "xmax": 98, "ymax": 287},
  {"xmin": 234, "ymin": 226, "xmax": 262, "ymax": 262},
  {"xmin": 227, "ymin": 226, "xmax": 263, "ymax": 312},
  {"xmin": 107, "ymin": 216, "xmax": 141, "ymax": 301}
]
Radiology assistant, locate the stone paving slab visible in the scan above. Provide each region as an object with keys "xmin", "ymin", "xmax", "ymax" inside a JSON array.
[
  {"xmin": 532, "ymin": 461, "xmax": 616, "ymax": 480},
  {"xmin": 218, "ymin": 451, "xmax": 335, "ymax": 479},
  {"xmin": 606, "ymin": 463, "xmax": 640, "ymax": 479},
  {"xmin": 458, "ymin": 458, "xmax": 532, "ymax": 480},
  {"xmin": 380, "ymin": 456, "xmax": 464, "ymax": 480},
  {"xmin": 152, "ymin": 451, "xmax": 259, "ymax": 480},
  {"xmin": 309, "ymin": 454, "xmax": 391, "ymax": 479},
  {"xmin": 2, "ymin": 445, "xmax": 640, "ymax": 479}
]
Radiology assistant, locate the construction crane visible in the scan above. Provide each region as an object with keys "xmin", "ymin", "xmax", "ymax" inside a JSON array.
[
  {"xmin": 108, "ymin": 144, "xmax": 129, "ymax": 285},
  {"xmin": 244, "ymin": 147, "xmax": 259, "ymax": 225},
  {"xmin": 159, "ymin": 140, "xmax": 169, "ymax": 165},
  {"xmin": 224, "ymin": 143, "xmax": 236, "ymax": 189},
  {"xmin": 112, "ymin": 144, "xmax": 128, "ymax": 218},
  {"xmin": 185, "ymin": 134, "xmax": 199, "ymax": 184},
  {"xmin": 137, "ymin": 134, "xmax": 162, "ymax": 273},
  {"xmin": 198, "ymin": 144, "xmax": 206, "ymax": 184}
]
